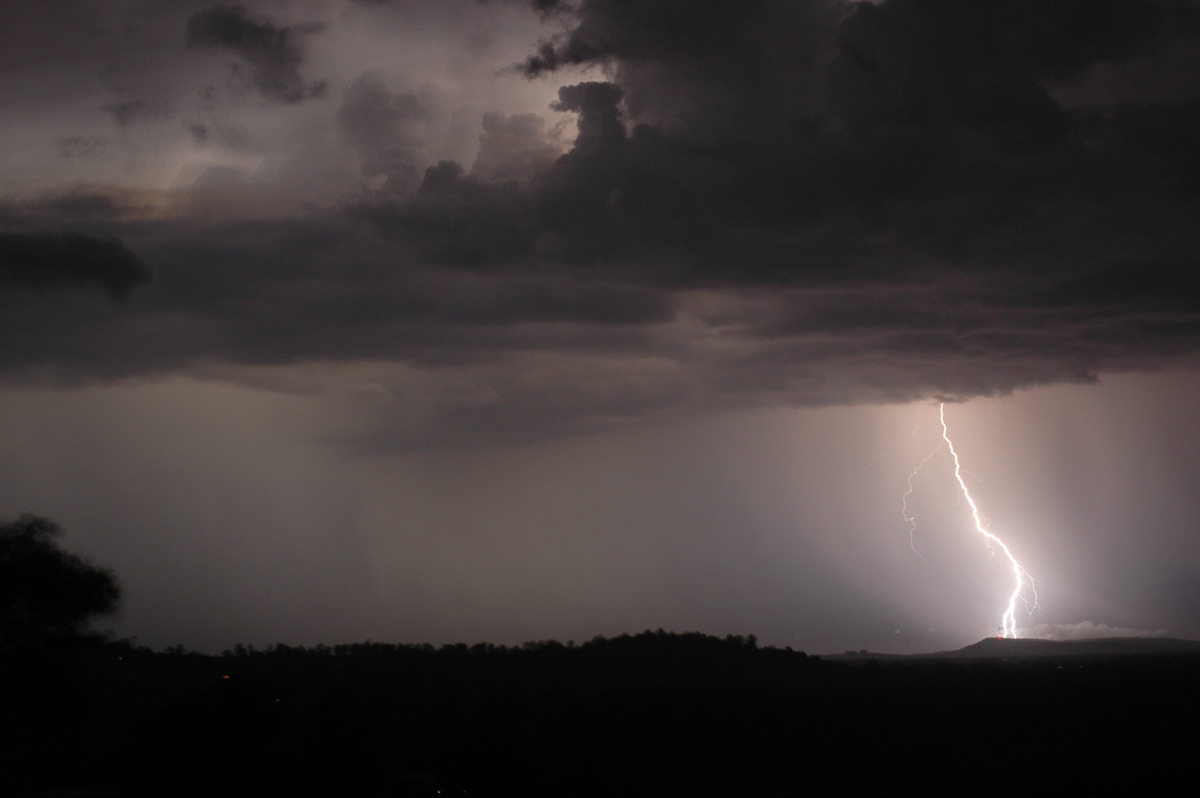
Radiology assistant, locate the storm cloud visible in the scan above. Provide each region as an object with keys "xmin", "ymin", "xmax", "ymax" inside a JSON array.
[
  {"xmin": 185, "ymin": 4, "xmax": 327, "ymax": 103},
  {"xmin": 0, "ymin": 232, "xmax": 151, "ymax": 300},
  {"xmin": 3, "ymin": 0, "xmax": 1199, "ymax": 438}
]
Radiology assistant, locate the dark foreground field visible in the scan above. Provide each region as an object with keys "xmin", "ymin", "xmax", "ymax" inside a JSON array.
[{"xmin": 6, "ymin": 632, "xmax": 1199, "ymax": 796}]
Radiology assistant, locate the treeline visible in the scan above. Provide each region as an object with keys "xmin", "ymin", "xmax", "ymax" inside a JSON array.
[
  {"xmin": 105, "ymin": 630, "xmax": 827, "ymax": 708},
  {"xmin": 215, "ymin": 629, "xmax": 777, "ymax": 658},
  {"xmin": 127, "ymin": 629, "xmax": 789, "ymax": 661}
]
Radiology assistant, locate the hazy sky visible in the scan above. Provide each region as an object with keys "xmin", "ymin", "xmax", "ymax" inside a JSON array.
[{"xmin": 3, "ymin": 0, "xmax": 1199, "ymax": 654}]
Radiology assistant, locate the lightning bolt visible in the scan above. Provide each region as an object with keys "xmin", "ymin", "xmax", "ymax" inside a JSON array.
[
  {"xmin": 938, "ymin": 402, "xmax": 1037, "ymax": 638},
  {"xmin": 861, "ymin": 408, "xmax": 924, "ymax": 475},
  {"xmin": 900, "ymin": 441, "xmax": 941, "ymax": 562}
]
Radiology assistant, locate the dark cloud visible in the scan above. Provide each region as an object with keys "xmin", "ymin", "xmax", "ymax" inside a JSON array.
[
  {"xmin": 338, "ymin": 71, "xmax": 430, "ymax": 194},
  {"xmin": 103, "ymin": 98, "xmax": 174, "ymax": 128},
  {"xmin": 47, "ymin": 193, "xmax": 126, "ymax": 221},
  {"xmin": 348, "ymin": 83, "xmax": 628, "ymax": 269},
  {"xmin": 438, "ymin": 0, "xmax": 1200, "ymax": 421},
  {"xmin": 3, "ymin": 189, "xmax": 168, "ymax": 228},
  {"xmin": 322, "ymin": 0, "xmax": 1200, "ymax": 426},
  {"xmin": 823, "ymin": 0, "xmax": 1186, "ymax": 153},
  {"xmin": 0, "ymin": 210, "xmax": 674, "ymax": 391},
  {"xmin": 471, "ymin": 112, "xmax": 560, "ymax": 182},
  {"xmin": 0, "ymin": 232, "xmax": 152, "ymax": 301},
  {"xmin": 4, "ymin": 0, "xmax": 1200, "ymax": 443},
  {"xmin": 518, "ymin": 0, "xmax": 838, "ymax": 140},
  {"xmin": 56, "ymin": 136, "xmax": 110, "ymax": 161},
  {"xmin": 1013, "ymin": 0, "xmax": 1182, "ymax": 78},
  {"xmin": 352, "ymin": 160, "xmax": 538, "ymax": 265},
  {"xmin": 507, "ymin": 4, "xmax": 1200, "ymax": 267},
  {"xmin": 529, "ymin": 0, "xmax": 565, "ymax": 15},
  {"xmin": 185, "ymin": 4, "xmax": 327, "ymax": 103},
  {"xmin": 183, "ymin": 119, "xmax": 249, "ymax": 149},
  {"xmin": 550, "ymin": 81, "xmax": 624, "ymax": 145}
]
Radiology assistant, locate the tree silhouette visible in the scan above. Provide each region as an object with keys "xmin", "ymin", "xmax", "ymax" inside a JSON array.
[{"xmin": 0, "ymin": 515, "xmax": 120, "ymax": 648}]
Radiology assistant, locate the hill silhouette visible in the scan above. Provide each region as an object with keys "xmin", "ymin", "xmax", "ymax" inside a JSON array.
[
  {"xmin": 942, "ymin": 635, "xmax": 1200, "ymax": 659},
  {"xmin": 831, "ymin": 635, "xmax": 1200, "ymax": 661}
]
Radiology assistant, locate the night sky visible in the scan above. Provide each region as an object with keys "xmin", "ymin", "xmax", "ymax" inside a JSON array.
[{"xmin": 3, "ymin": 0, "xmax": 1199, "ymax": 655}]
